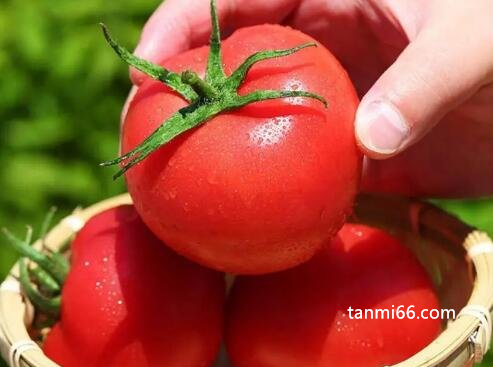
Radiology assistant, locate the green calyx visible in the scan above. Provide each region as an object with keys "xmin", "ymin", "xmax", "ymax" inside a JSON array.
[
  {"xmin": 2, "ymin": 208, "xmax": 67, "ymax": 318},
  {"xmin": 100, "ymin": 0, "xmax": 328, "ymax": 179}
]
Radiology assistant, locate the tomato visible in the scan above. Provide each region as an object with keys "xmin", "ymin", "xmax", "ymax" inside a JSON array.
[
  {"xmin": 43, "ymin": 205, "xmax": 225, "ymax": 367},
  {"xmin": 225, "ymin": 223, "xmax": 441, "ymax": 367},
  {"xmin": 122, "ymin": 24, "xmax": 361, "ymax": 274}
]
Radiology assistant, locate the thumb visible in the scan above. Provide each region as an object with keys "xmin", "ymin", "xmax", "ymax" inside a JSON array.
[{"xmin": 355, "ymin": 6, "xmax": 493, "ymax": 159}]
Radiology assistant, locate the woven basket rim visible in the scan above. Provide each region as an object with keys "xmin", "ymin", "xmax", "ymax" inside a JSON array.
[{"xmin": 0, "ymin": 193, "xmax": 492, "ymax": 367}]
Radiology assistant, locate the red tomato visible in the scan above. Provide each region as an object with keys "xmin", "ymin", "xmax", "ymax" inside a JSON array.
[
  {"xmin": 122, "ymin": 25, "xmax": 361, "ymax": 274},
  {"xmin": 225, "ymin": 223, "xmax": 441, "ymax": 367},
  {"xmin": 43, "ymin": 205, "xmax": 225, "ymax": 367}
]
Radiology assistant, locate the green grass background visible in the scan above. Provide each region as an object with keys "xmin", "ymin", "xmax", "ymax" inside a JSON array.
[{"xmin": 0, "ymin": 0, "xmax": 491, "ymax": 365}]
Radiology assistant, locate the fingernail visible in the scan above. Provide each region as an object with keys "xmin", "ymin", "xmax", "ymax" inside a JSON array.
[
  {"xmin": 355, "ymin": 101, "xmax": 410, "ymax": 154},
  {"xmin": 134, "ymin": 23, "xmax": 164, "ymax": 60}
]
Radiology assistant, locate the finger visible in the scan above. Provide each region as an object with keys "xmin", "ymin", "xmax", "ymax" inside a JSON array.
[
  {"xmin": 355, "ymin": 1, "xmax": 493, "ymax": 159},
  {"xmin": 121, "ymin": 85, "xmax": 138, "ymax": 126},
  {"xmin": 119, "ymin": 85, "xmax": 138, "ymax": 154},
  {"xmin": 131, "ymin": 0, "xmax": 299, "ymax": 85},
  {"xmin": 360, "ymin": 105, "xmax": 493, "ymax": 197}
]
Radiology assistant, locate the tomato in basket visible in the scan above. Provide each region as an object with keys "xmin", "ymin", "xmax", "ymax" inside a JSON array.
[
  {"xmin": 225, "ymin": 223, "xmax": 441, "ymax": 367},
  {"xmin": 41, "ymin": 205, "xmax": 225, "ymax": 367}
]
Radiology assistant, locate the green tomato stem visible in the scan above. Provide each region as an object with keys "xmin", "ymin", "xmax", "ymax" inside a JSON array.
[
  {"xmin": 3, "ymin": 211, "xmax": 66, "ymax": 319},
  {"xmin": 205, "ymin": 0, "xmax": 226, "ymax": 85},
  {"xmin": 3, "ymin": 228, "xmax": 68, "ymax": 285},
  {"xmin": 29, "ymin": 265, "xmax": 61, "ymax": 295},
  {"xmin": 100, "ymin": 23, "xmax": 198, "ymax": 103},
  {"xmin": 100, "ymin": 0, "xmax": 328, "ymax": 179},
  {"xmin": 181, "ymin": 70, "xmax": 219, "ymax": 100},
  {"xmin": 19, "ymin": 259, "xmax": 61, "ymax": 316}
]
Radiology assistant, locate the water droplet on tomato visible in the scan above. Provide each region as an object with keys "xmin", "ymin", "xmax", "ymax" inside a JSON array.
[
  {"xmin": 249, "ymin": 117, "xmax": 293, "ymax": 146},
  {"xmin": 284, "ymin": 79, "xmax": 306, "ymax": 105},
  {"xmin": 285, "ymin": 79, "xmax": 303, "ymax": 91}
]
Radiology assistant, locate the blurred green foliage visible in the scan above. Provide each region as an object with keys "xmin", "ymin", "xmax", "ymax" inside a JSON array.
[
  {"xmin": 0, "ymin": 0, "xmax": 162, "ymax": 277},
  {"xmin": 0, "ymin": 0, "xmax": 492, "ymax": 366}
]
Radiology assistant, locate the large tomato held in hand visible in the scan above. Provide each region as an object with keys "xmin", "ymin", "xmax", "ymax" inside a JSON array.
[
  {"xmin": 122, "ymin": 24, "xmax": 361, "ymax": 274},
  {"xmin": 43, "ymin": 205, "xmax": 225, "ymax": 367},
  {"xmin": 225, "ymin": 223, "xmax": 441, "ymax": 367}
]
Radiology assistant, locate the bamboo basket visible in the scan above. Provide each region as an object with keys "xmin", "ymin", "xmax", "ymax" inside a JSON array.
[{"xmin": 0, "ymin": 193, "xmax": 492, "ymax": 367}]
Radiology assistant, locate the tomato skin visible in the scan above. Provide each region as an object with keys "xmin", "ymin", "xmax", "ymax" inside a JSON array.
[
  {"xmin": 225, "ymin": 223, "xmax": 441, "ymax": 367},
  {"xmin": 122, "ymin": 24, "xmax": 361, "ymax": 274},
  {"xmin": 43, "ymin": 205, "xmax": 225, "ymax": 367}
]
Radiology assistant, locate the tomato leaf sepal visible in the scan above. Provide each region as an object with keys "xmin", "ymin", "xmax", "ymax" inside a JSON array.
[
  {"xmin": 100, "ymin": 0, "xmax": 328, "ymax": 179},
  {"xmin": 19, "ymin": 258, "xmax": 61, "ymax": 317},
  {"xmin": 2, "ymin": 209, "xmax": 66, "ymax": 317}
]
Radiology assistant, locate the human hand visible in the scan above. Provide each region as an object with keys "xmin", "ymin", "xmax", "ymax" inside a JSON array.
[{"xmin": 126, "ymin": 0, "xmax": 493, "ymax": 197}]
